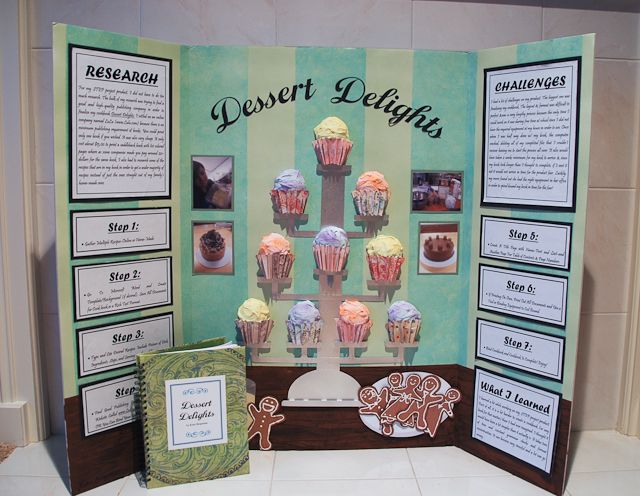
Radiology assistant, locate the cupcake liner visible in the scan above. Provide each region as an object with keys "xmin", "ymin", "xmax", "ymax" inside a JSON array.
[
  {"xmin": 352, "ymin": 189, "xmax": 389, "ymax": 216},
  {"xmin": 286, "ymin": 321, "xmax": 323, "ymax": 345},
  {"xmin": 385, "ymin": 319, "xmax": 422, "ymax": 343},
  {"xmin": 336, "ymin": 319, "xmax": 373, "ymax": 343},
  {"xmin": 256, "ymin": 252, "xmax": 295, "ymax": 279},
  {"xmin": 312, "ymin": 137, "xmax": 353, "ymax": 166},
  {"xmin": 235, "ymin": 319, "xmax": 274, "ymax": 344},
  {"xmin": 313, "ymin": 245, "xmax": 349, "ymax": 272},
  {"xmin": 270, "ymin": 189, "xmax": 309, "ymax": 214},
  {"xmin": 367, "ymin": 255, "xmax": 405, "ymax": 281}
]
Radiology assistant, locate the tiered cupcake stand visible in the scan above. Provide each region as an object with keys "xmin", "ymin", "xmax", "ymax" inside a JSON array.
[{"xmin": 247, "ymin": 163, "xmax": 418, "ymax": 407}]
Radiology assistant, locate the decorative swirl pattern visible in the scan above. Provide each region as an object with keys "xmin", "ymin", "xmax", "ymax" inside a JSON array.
[{"xmin": 139, "ymin": 347, "xmax": 248, "ymax": 486}]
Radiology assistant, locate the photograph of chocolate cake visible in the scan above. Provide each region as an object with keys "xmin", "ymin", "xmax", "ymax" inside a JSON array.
[
  {"xmin": 193, "ymin": 222, "xmax": 234, "ymax": 274},
  {"xmin": 418, "ymin": 223, "xmax": 458, "ymax": 274}
]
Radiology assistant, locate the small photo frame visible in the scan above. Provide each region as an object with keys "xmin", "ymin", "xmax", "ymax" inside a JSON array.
[
  {"xmin": 193, "ymin": 222, "xmax": 234, "ymax": 275},
  {"xmin": 192, "ymin": 155, "xmax": 233, "ymax": 210},
  {"xmin": 418, "ymin": 222, "xmax": 459, "ymax": 275},
  {"xmin": 411, "ymin": 171, "xmax": 463, "ymax": 213}
]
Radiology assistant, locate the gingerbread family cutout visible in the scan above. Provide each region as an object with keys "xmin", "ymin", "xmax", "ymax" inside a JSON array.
[
  {"xmin": 247, "ymin": 396, "xmax": 286, "ymax": 450},
  {"xmin": 359, "ymin": 372, "xmax": 461, "ymax": 438}
]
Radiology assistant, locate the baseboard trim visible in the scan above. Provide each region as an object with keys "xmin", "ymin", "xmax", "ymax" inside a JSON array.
[{"xmin": 0, "ymin": 401, "xmax": 28, "ymax": 446}]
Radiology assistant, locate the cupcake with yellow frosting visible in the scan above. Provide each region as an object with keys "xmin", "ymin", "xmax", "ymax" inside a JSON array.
[
  {"xmin": 312, "ymin": 116, "xmax": 353, "ymax": 167},
  {"xmin": 352, "ymin": 171, "xmax": 390, "ymax": 216},
  {"xmin": 366, "ymin": 234, "xmax": 405, "ymax": 281},
  {"xmin": 337, "ymin": 300, "xmax": 372, "ymax": 342},
  {"xmin": 256, "ymin": 233, "xmax": 294, "ymax": 279},
  {"xmin": 235, "ymin": 298, "xmax": 274, "ymax": 344}
]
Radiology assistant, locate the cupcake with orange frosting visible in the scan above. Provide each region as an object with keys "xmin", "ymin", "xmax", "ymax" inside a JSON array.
[
  {"xmin": 312, "ymin": 116, "xmax": 353, "ymax": 167},
  {"xmin": 366, "ymin": 234, "xmax": 405, "ymax": 281},
  {"xmin": 352, "ymin": 171, "xmax": 390, "ymax": 216},
  {"xmin": 235, "ymin": 298, "xmax": 274, "ymax": 344},
  {"xmin": 271, "ymin": 169, "xmax": 309, "ymax": 215},
  {"xmin": 256, "ymin": 233, "xmax": 294, "ymax": 279},
  {"xmin": 337, "ymin": 300, "xmax": 372, "ymax": 343}
]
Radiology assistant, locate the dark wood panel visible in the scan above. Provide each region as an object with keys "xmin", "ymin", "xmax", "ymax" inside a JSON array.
[
  {"xmin": 64, "ymin": 396, "xmax": 144, "ymax": 495},
  {"xmin": 63, "ymin": 364, "xmax": 570, "ymax": 496},
  {"xmin": 246, "ymin": 365, "xmax": 460, "ymax": 450},
  {"xmin": 455, "ymin": 366, "xmax": 570, "ymax": 496}
]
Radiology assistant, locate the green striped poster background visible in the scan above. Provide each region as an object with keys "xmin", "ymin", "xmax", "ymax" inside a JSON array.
[{"xmin": 54, "ymin": 25, "xmax": 591, "ymax": 403}]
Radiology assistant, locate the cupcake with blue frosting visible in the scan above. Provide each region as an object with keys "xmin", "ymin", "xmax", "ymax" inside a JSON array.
[{"xmin": 287, "ymin": 300, "xmax": 323, "ymax": 345}]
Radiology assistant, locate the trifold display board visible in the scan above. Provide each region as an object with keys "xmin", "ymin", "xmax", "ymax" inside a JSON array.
[{"xmin": 53, "ymin": 23, "xmax": 593, "ymax": 495}]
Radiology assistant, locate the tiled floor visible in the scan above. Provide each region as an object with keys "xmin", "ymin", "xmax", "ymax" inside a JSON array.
[{"xmin": 0, "ymin": 430, "xmax": 638, "ymax": 495}]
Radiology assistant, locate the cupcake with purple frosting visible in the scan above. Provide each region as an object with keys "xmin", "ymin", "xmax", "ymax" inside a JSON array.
[
  {"xmin": 385, "ymin": 301, "xmax": 422, "ymax": 343},
  {"xmin": 270, "ymin": 169, "xmax": 309, "ymax": 214},
  {"xmin": 287, "ymin": 300, "xmax": 323, "ymax": 345},
  {"xmin": 312, "ymin": 226, "xmax": 350, "ymax": 272}
]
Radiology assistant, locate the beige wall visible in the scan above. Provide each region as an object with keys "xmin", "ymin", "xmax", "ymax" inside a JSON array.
[{"xmin": 26, "ymin": 0, "xmax": 640, "ymax": 434}]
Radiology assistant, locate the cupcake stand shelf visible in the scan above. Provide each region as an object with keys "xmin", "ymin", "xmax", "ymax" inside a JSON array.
[{"xmin": 251, "ymin": 162, "xmax": 417, "ymax": 407}]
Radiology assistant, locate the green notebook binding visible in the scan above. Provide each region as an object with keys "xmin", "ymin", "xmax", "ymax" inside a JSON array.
[{"xmin": 137, "ymin": 338, "xmax": 249, "ymax": 488}]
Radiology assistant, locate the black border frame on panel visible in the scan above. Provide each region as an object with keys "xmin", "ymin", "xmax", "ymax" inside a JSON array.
[
  {"xmin": 70, "ymin": 207, "xmax": 172, "ymax": 259},
  {"xmin": 78, "ymin": 372, "xmax": 139, "ymax": 438},
  {"xmin": 72, "ymin": 256, "xmax": 173, "ymax": 322},
  {"xmin": 76, "ymin": 312, "xmax": 174, "ymax": 378},
  {"xmin": 471, "ymin": 366, "xmax": 562, "ymax": 476},
  {"xmin": 474, "ymin": 318, "xmax": 566, "ymax": 383},
  {"xmin": 479, "ymin": 215, "xmax": 573, "ymax": 271},
  {"xmin": 480, "ymin": 57, "xmax": 581, "ymax": 212},
  {"xmin": 68, "ymin": 44, "xmax": 173, "ymax": 202}
]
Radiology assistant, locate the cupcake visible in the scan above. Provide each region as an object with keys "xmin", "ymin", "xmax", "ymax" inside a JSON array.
[
  {"xmin": 337, "ymin": 300, "xmax": 372, "ymax": 343},
  {"xmin": 287, "ymin": 300, "xmax": 322, "ymax": 345},
  {"xmin": 256, "ymin": 233, "xmax": 294, "ymax": 279},
  {"xmin": 352, "ymin": 171, "xmax": 390, "ymax": 216},
  {"xmin": 385, "ymin": 301, "xmax": 422, "ymax": 343},
  {"xmin": 312, "ymin": 116, "xmax": 353, "ymax": 167},
  {"xmin": 235, "ymin": 298, "xmax": 274, "ymax": 344},
  {"xmin": 312, "ymin": 226, "xmax": 349, "ymax": 272},
  {"xmin": 199, "ymin": 229, "xmax": 226, "ymax": 261},
  {"xmin": 270, "ymin": 169, "xmax": 309, "ymax": 214},
  {"xmin": 366, "ymin": 234, "xmax": 405, "ymax": 281}
]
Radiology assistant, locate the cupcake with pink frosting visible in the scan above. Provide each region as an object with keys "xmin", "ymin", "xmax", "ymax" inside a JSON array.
[
  {"xmin": 270, "ymin": 169, "xmax": 309, "ymax": 214},
  {"xmin": 352, "ymin": 171, "xmax": 390, "ymax": 216},
  {"xmin": 312, "ymin": 226, "xmax": 350, "ymax": 272},
  {"xmin": 256, "ymin": 232, "xmax": 294, "ymax": 279},
  {"xmin": 337, "ymin": 300, "xmax": 373, "ymax": 343}
]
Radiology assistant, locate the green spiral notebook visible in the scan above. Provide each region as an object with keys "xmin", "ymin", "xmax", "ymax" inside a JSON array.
[{"xmin": 137, "ymin": 338, "xmax": 249, "ymax": 488}]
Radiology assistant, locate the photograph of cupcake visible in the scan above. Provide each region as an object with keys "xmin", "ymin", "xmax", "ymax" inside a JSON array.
[
  {"xmin": 352, "ymin": 171, "xmax": 390, "ymax": 216},
  {"xmin": 270, "ymin": 169, "xmax": 309, "ymax": 214},
  {"xmin": 235, "ymin": 298, "xmax": 274, "ymax": 344},
  {"xmin": 287, "ymin": 300, "xmax": 323, "ymax": 345},
  {"xmin": 337, "ymin": 300, "xmax": 373, "ymax": 343},
  {"xmin": 312, "ymin": 116, "xmax": 353, "ymax": 167},
  {"xmin": 256, "ymin": 232, "xmax": 295, "ymax": 279},
  {"xmin": 193, "ymin": 222, "xmax": 233, "ymax": 274},
  {"xmin": 385, "ymin": 301, "xmax": 422, "ymax": 343},
  {"xmin": 312, "ymin": 226, "xmax": 350, "ymax": 272},
  {"xmin": 366, "ymin": 234, "xmax": 405, "ymax": 281}
]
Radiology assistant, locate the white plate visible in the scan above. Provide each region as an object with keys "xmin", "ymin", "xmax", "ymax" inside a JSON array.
[
  {"xmin": 359, "ymin": 371, "xmax": 453, "ymax": 438},
  {"xmin": 420, "ymin": 248, "xmax": 456, "ymax": 268},
  {"xmin": 195, "ymin": 247, "xmax": 232, "ymax": 269}
]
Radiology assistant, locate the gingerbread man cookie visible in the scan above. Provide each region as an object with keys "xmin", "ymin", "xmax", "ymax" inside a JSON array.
[{"xmin": 248, "ymin": 396, "xmax": 285, "ymax": 450}]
